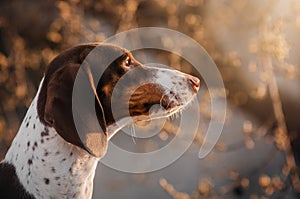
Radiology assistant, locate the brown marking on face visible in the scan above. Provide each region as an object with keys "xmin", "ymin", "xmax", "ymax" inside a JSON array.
[{"xmin": 128, "ymin": 83, "xmax": 165, "ymax": 116}]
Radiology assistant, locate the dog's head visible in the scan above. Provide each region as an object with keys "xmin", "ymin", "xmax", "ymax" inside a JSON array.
[{"xmin": 37, "ymin": 43, "xmax": 200, "ymax": 158}]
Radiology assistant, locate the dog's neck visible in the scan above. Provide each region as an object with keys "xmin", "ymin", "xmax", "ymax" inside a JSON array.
[{"xmin": 4, "ymin": 83, "xmax": 99, "ymax": 199}]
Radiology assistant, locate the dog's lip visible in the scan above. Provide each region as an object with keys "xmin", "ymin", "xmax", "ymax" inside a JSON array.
[{"xmin": 160, "ymin": 104, "xmax": 184, "ymax": 116}]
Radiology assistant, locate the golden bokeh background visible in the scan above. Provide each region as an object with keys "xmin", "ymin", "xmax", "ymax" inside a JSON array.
[{"xmin": 1, "ymin": 0, "xmax": 300, "ymax": 198}]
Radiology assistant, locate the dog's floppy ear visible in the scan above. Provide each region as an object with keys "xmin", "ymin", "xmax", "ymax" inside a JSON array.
[
  {"xmin": 71, "ymin": 61, "xmax": 108, "ymax": 158},
  {"xmin": 38, "ymin": 45, "xmax": 108, "ymax": 158}
]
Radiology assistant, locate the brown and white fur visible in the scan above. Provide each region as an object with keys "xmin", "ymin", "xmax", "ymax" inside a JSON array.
[{"xmin": 0, "ymin": 43, "xmax": 200, "ymax": 199}]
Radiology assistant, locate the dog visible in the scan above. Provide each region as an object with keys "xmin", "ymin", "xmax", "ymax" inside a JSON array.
[{"xmin": 0, "ymin": 43, "xmax": 200, "ymax": 199}]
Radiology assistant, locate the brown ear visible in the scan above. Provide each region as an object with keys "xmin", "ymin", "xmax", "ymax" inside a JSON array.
[{"xmin": 42, "ymin": 61, "xmax": 108, "ymax": 158}]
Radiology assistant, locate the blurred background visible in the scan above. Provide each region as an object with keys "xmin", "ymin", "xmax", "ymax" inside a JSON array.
[{"xmin": 1, "ymin": 0, "xmax": 300, "ymax": 198}]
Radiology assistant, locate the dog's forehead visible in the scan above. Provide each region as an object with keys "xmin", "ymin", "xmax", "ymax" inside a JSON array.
[
  {"xmin": 44, "ymin": 44, "xmax": 131, "ymax": 77},
  {"xmin": 95, "ymin": 44, "xmax": 129, "ymax": 56},
  {"xmin": 85, "ymin": 44, "xmax": 133, "ymax": 64}
]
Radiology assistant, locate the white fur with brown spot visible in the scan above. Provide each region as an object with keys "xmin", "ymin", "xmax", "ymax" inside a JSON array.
[{"xmin": 4, "ymin": 79, "xmax": 98, "ymax": 199}]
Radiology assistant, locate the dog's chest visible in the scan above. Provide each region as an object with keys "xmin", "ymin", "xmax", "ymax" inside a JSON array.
[{"xmin": 4, "ymin": 94, "xmax": 98, "ymax": 199}]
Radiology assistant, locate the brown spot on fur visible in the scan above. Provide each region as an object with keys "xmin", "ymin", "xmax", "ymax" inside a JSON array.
[
  {"xmin": 41, "ymin": 131, "xmax": 49, "ymax": 137},
  {"xmin": 44, "ymin": 178, "xmax": 50, "ymax": 185}
]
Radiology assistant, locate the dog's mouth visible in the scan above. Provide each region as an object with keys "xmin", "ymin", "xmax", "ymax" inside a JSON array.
[
  {"xmin": 129, "ymin": 86, "xmax": 197, "ymax": 122},
  {"xmin": 130, "ymin": 97, "xmax": 196, "ymax": 125},
  {"xmin": 158, "ymin": 93, "xmax": 197, "ymax": 118}
]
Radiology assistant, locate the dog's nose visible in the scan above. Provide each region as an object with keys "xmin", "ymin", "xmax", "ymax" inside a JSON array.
[{"xmin": 188, "ymin": 76, "xmax": 200, "ymax": 93}]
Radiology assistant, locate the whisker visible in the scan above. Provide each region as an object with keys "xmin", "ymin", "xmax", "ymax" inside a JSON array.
[
  {"xmin": 159, "ymin": 94, "xmax": 164, "ymax": 107},
  {"xmin": 130, "ymin": 124, "xmax": 136, "ymax": 144}
]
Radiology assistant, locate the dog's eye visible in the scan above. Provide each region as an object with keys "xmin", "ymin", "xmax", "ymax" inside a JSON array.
[{"xmin": 125, "ymin": 57, "xmax": 132, "ymax": 67}]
